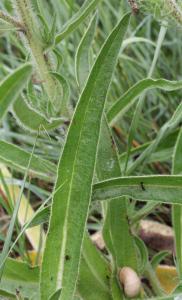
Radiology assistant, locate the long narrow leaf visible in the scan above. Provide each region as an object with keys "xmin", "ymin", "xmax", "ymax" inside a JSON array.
[
  {"xmin": 0, "ymin": 258, "xmax": 39, "ymax": 300},
  {"xmin": 107, "ymin": 77, "xmax": 182, "ymax": 125},
  {"xmin": 0, "ymin": 64, "xmax": 32, "ymax": 122},
  {"xmin": 172, "ymin": 128, "xmax": 182, "ymax": 279},
  {"xmin": 75, "ymin": 13, "xmax": 97, "ymax": 90},
  {"xmin": 78, "ymin": 235, "xmax": 112, "ymax": 300},
  {"xmin": 75, "ymin": 14, "xmax": 113, "ymax": 299},
  {"xmin": 127, "ymin": 101, "xmax": 182, "ymax": 174},
  {"xmin": 96, "ymin": 117, "xmax": 138, "ymax": 299},
  {"xmin": 74, "ymin": 18, "xmax": 139, "ymax": 289},
  {"xmin": 40, "ymin": 13, "xmax": 131, "ymax": 300},
  {"xmin": 56, "ymin": 0, "xmax": 100, "ymax": 44},
  {"xmin": 13, "ymin": 96, "xmax": 64, "ymax": 132},
  {"xmin": 93, "ymin": 175, "xmax": 182, "ymax": 205},
  {"xmin": 0, "ymin": 140, "xmax": 55, "ymax": 180},
  {"xmin": 0, "ymin": 136, "xmax": 38, "ymax": 278}
]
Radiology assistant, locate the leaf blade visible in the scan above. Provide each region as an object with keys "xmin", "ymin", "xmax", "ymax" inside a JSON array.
[
  {"xmin": 107, "ymin": 77, "xmax": 182, "ymax": 125},
  {"xmin": 172, "ymin": 128, "xmax": 182, "ymax": 279},
  {"xmin": 40, "ymin": 13, "xmax": 131, "ymax": 300},
  {"xmin": 56, "ymin": 0, "xmax": 100, "ymax": 44},
  {"xmin": 0, "ymin": 140, "xmax": 55, "ymax": 180},
  {"xmin": 0, "ymin": 64, "xmax": 32, "ymax": 122},
  {"xmin": 93, "ymin": 175, "xmax": 182, "ymax": 205}
]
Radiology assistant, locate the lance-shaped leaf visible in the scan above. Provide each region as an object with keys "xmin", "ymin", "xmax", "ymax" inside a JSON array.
[
  {"xmin": 0, "ymin": 64, "xmax": 32, "ymax": 122},
  {"xmin": 75, "ymin": 9, "xmax": 137, "ymax": 286},
  {"xmin": 172, "ymin": 128, "xmax": 182, "ymax": 279},
  {"xmin": 93, "ymin": 175, "xmax": 182, "ymax": 205},
  {"xmin": 97, "ymin": 119, "xmax": 138, "ymax": 265},
  {"xmin": 13, "ymin": 96, "xmax": 64, "ymax": 132},
  {"xmin": 78, "ymin": 235, "xmax": 112, "ymax": 300},
  {"xmin": 75, "ymin": 17, "xmax": 113, "ymax": 299},
  {"xmin": 107, "ymin": 77, "xmax": 182, "ymax": 125},
  {"xmin": 40, "ymin": 13, "xmax": 131, "ymax": 300},
  {"xmin": 75, "ymin": 13, "xmax": 97, "ymax": 90},
  {"xmin": 56, "ymin": 0, "xmax": 100, "ymax": 44},
  {"xmin": 96, "ymin": 117, "xmax": 138, "ymax": 299},
  {"xmin": 0, "ymin": 140, "xmax": 55, "ymax": 180},
  {"xmin": 0, "ymin": 258, "xmax": 39, "ymax": 299}
]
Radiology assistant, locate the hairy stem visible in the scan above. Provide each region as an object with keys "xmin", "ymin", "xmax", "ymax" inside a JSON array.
[{"xmin": 14, "ymin": 0, "xmax": 61, "ymax": 116}]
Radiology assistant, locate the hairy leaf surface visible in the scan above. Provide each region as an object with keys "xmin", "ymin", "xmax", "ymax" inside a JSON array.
[
  {"xmin": 40, "ymin": 13, "xmax": 130, "ymax": 300},
  {"xmin": 0, "ymin": 64, "xmax": 32, "ymax": 122}
]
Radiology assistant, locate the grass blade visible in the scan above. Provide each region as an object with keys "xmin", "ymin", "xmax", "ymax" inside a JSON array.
[
  {"xmin": 0, "ymin": 64, "xmax": 32, "ymax": 122},
  {"xmin": 40, "ymin": 13, "xmax": 131, "ymax": 300}
]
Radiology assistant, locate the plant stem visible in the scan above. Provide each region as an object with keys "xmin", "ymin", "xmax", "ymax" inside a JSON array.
[
  {"xmin": 144, "ymin": 263, "xmax": 165, "ymax": 297},
  {"xmin": 14, "ymin": 0, "xmax": 61, "ymax": 116}
]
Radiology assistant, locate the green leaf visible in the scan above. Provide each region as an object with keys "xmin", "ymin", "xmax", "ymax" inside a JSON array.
[
  {"xmin": 122, "ymin": 22, "xmax": 167, "ymax": 174},
  {"xmin": 97, "ymin": 117, "xmax": 138, "ymax": 274},
  {"xmin": 0, "ymin": 289, "xmax": 16, "ymax": 299},
  {"xmin": 172, "ymin": 128, "xmax": 182, "ymax": 175},
  {"xmin": 26, "ymin": 209, "xmax": 113, "ymax": 299},
  {"xmin": 107, "ymin": 78, "xmax": 182, "ymax": 125},
  {"xmin": 78, "ymin": 234, "xmax": 112, "ymax": 300},
  {"xmin": 75, "ymin": 12, "xmax": 97, "ymax": 90},
  {"xmin": 0, "ymin": 20, "xmax": 16, "ymax": 35},
  {"xmin": 51, "ymin": 72, "xmax": 70, "ymax": 116},
  {"xmin": 0, "ymin": 64, "xmax": 32, "ymax": 122},
  {"xmin": 121, "ymin": 37, "xmax": 156, "ymax": 51},
  {"xmin": 13, "ymin": 96, "xmax": 64, "ymax": 132},
  {"xmin": 56, "ymin": 0, "xmax": 100, "ymax": 44},
  {"xmin": 131, "ymin": 202, "xmax": 158, "ymax": 224},
  {"xmin": 93, "ymin": 175, "xmax": 182, "ymax": 205},
  {"xmin": 49, "ymin": 289, "xmax": 62, "ymax": 300},
  {"xmin": 73, "ymin": 12, "xmax": 140, "ymax": 293},
  {"xmin": 172, "ymin": 128, "xmax": 182, "ymax": 279},
  {"xmin": 119, "ymin": 129, "xmax": 179, "ymax": 169},
  {"xmin": 151, "ymin": 251, "xmax": 170, "ymax": 270},
  {"xmin": 75, "ymin": 19, "xmax": 113, "ymax": 298},
  {"xmin": 27, "ymin": 205, "xmax": 51, "ymax": 228},
  {"xmin": 127, "ymin": 101, "xmax": 182, "ymax": 174},
  {"xmin": 0, "ymin": 258, "xmax": 39, "ymax": 300},
  {"xmin": 0, "ymin": 140, "xmax": 55, "ymax": 180},
  {"xmin": 0, "ymin": 139, "xmax": 37, "ymax": 278},
  {"xmin": 134, "ymin": 236, "xmax": 148, "ymax": 274},
  {"xmin": 40, "ymin": 13, "xmax": 131, "ymax": 300}
]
